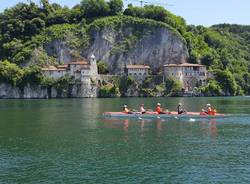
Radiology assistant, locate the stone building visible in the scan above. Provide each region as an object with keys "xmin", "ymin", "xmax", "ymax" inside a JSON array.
[
  {"xmin": 164, "ymin": 63, "xmax": 208, "ymax": 91},
  {"xmin": 125, "ymin": 64, "xmax": 150, "ymax": 78},
  {"xmin": 41, "ymin": 66, "xmax": 68, "ymax": 80},
  {"xmin": 42, "ymin": 54, "xmax": 98, "ymax": 82}
]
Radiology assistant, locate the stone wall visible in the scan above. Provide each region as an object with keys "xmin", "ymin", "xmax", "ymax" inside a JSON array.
[{"xmin": 0, "ymin": 83, "xmax": 98, "ymax": 99}]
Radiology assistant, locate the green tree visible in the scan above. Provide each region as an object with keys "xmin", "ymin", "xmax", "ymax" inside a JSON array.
[
  {"xmin": 108, "ymin": 0, "xmax": 123, "ymax": 15},
  {"xmin": 21, "ymin": 65, "xmax": 43, "ymax": 86},
  {"xmin": 201, "ymin": 80, "xmax": 222, "ymax": 96},
  {"xmin": 215, "ymin": 70, "xmax": 237, "ymax": 95},
  {"xmin": 124, "ymin": 5, "xmax": 186, "ymax": 34},
  {"xmin": 40, "ymin": 0, "xmax": 55, "ymax": 15},
  {"xmin": 80, "ymin": 0, "xmax": 110, "ymax": 19}
]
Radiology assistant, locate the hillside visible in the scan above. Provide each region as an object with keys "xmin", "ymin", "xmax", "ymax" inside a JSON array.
[{"xmin": 0, "ymin": 0, "xmax": 250, "ymax": 96}]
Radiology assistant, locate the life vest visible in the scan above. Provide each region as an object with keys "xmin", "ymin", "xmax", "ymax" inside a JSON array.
[{"xmin": 211, "ymin": 109, "xmax": 217, "ymax": 115}]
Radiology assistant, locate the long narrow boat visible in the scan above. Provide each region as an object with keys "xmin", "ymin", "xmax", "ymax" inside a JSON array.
[{"xmin": 103, "ymin": 111, "xmax": 227, "ymax": 119}]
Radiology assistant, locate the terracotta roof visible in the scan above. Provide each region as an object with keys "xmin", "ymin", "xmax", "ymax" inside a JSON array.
[
  {"xmin": 164, "ymin": 63, "xmax": 205, "ymax": 67},
  {"xmin": 42, "ymin": 68, "xmax": 66, "ymax": 71},
  {"xmin": 42, "ymin": 65, "xmax": 67, "ymax": 71},
  {"xmin": 126, "ymin": 64, "xmax": 150, "ymax": 69},
  {"xmin": 68, "ymin": 59, "xmax": 89, "ymax": 65}
]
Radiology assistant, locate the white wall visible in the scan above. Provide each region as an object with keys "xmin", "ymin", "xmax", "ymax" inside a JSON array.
[
  {"xmin": 43, "ymin": 70, "xmax": 67, "ymax": 80},
  {"xmin": 127, "ymin": 68, "xmax": 149, "ymax": 77}
]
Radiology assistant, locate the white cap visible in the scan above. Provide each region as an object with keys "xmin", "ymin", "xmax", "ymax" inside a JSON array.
[
  {"xmin": 123, "ymin": 104, "xmax": 127, "ymax": 107},
  {"xmin": 157, "ymin": 103, "xmax": 161, "ymax": 106},
  {"xmin": 206, "ymin": 104, "xmax": 211, "ymax": 107}
]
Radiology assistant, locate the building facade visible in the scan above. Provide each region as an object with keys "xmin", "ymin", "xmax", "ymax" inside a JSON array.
[
  {"xmin": 164, "ymin": 63, "xmax": 208, "ymax": 91},
  {"xmin": 126, "ymin": 65, "xmax": 150, "ymax": 78},
  {"xmin": 42, "ymin": 54, "xmax": 98, "ymax": 82},
  {"xmin": 41, "ymin": 66, "xmax": 68, "ymax": 80}
]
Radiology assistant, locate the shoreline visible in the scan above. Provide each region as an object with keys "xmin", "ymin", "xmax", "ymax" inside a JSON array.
[{"xmin": 0, "ymin": 95, "xmax": 241, "ymax": 100}]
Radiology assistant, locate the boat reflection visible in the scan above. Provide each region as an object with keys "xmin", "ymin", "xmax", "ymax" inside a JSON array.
[
  {"xmin": 100, "ymin": 118, "xmax": 218, "ymax": 138},
  {"xmin": 200, "ymin": 118, "xmax": 218, "ymax": 138},
  {"xmin": 209, "ymin": 119, "xmax": 217, "ymax": 138}
]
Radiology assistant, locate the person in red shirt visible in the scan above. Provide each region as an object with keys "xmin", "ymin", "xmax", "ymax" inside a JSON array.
[
  {"xmin": 156, "ymin": 103, "xmax": 167, "ymax": 114},
  {"xmin": 203, "ymin": 104, "xmax": 216, "ymax": 115}
]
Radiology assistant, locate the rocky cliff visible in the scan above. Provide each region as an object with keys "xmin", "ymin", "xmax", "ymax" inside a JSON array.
[
  {"xmin": 84, "ymin": 16, "xmax": 188, "ymax": 74},
  {"xmin": 39, "ymin": 16, "xmax": 188, "ymax": 74}
]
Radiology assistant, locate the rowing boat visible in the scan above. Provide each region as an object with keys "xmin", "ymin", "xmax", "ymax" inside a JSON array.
[{"xmin": 103, "ymin": 111, "xmax": 226, "ymax": 119}]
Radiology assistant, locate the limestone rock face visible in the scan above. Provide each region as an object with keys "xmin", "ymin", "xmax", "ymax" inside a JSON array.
[
  {"xmin": 45, "ymin": 40, "xmax": 74, "ymax": 64},
  {"xmin": 0, "ymin": 84, "xmax": 21, "ymax": 98},
  {"xmin": 84, "ymin": 26, "xmax": 188, "ymax": 74},
  {"xmin": 23, "ymin": 84, "xmax": 48, "ymax": 98},
  {"xmin": 39, "ymin": 17, "xmax": 188, "ymax": 74},
  {"xmin": 0, "ymin": 83, "xmax": 98, "ymax": 99}
]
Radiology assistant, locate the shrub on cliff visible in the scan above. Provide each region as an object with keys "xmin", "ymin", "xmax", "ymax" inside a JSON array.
[
  {"xmin": 215, "ymin": 70, "xmax": 238, "ymax": 96},
  {"xmin": 99, "ymin": 83, "xmax": 120, "ymax": 97},
  {"xmin": 118, "ymin": 75, "xmax": 137, "ymax": 96},
  {"xmin": 21, "ymin": 65, "xmax": 44, "ymax": 86},
  {"xmin": 201, "ymin": 80, "xmax": 222, "ymax": 96},
  {"xmin": 97, "ymin": 61, "xmax": 109, "ymax": 74},
  {"xmin": 53, "ymin": 75, "xmax": 75, "ymax": 96},
  {"xmin": 139, "ymin": 88, "xmax": 155, "ymax": 97},
  {"xmin": 0, "ymin": 60, "xmax": 24, "ymax": 86},
  {"xmin": 165, "ymin": 77, "xmax": 182, "ymax": 96}
]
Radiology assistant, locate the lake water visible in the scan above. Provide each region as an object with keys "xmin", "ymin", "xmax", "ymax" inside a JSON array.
[{"xmin": 0, "ymin": 97, "xmax": 250, "ymax": 183}]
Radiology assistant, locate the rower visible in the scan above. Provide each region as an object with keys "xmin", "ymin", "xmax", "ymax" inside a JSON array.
[
  {"xmin": 177, "ymin": 103, "xmax": 186, "ymax": 114},
  {"xmin": 123, "ymin": 104, "xmax": 132, "ymax": 114},
  {"xmin": 204, "ymin": 104, "xmax": 216, "ymax": 115},
  {"xmin": 139, "ymin": 104, "xmax": 146, "ymax": 114},
  {"xmin": 156, "ymin": 103, "xmax": 167, "ymax": 114}
]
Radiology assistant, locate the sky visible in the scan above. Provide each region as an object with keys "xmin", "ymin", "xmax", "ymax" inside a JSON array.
[{"xmin": 0, "ymin": 0, "xmax": 249, "ymax": 26}]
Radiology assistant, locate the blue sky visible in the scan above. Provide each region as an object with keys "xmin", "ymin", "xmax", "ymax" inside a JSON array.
[{"xmin": 0, "ymin": 0, "xmax": 249, "ymax": 26}]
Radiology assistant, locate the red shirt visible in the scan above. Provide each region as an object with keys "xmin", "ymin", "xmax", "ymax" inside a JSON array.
[
  {"xmin": 156, "ymin": 106, "xmax": 162, "ymax": 114},
  {"xmin": 207, "ymin": 107, "xmax": 213, "ymax": 115}
]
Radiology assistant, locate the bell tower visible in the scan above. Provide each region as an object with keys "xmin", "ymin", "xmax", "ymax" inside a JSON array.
[{"xmin": 89, "ymin": 54, "xmax": 98, "ymax": 75}]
